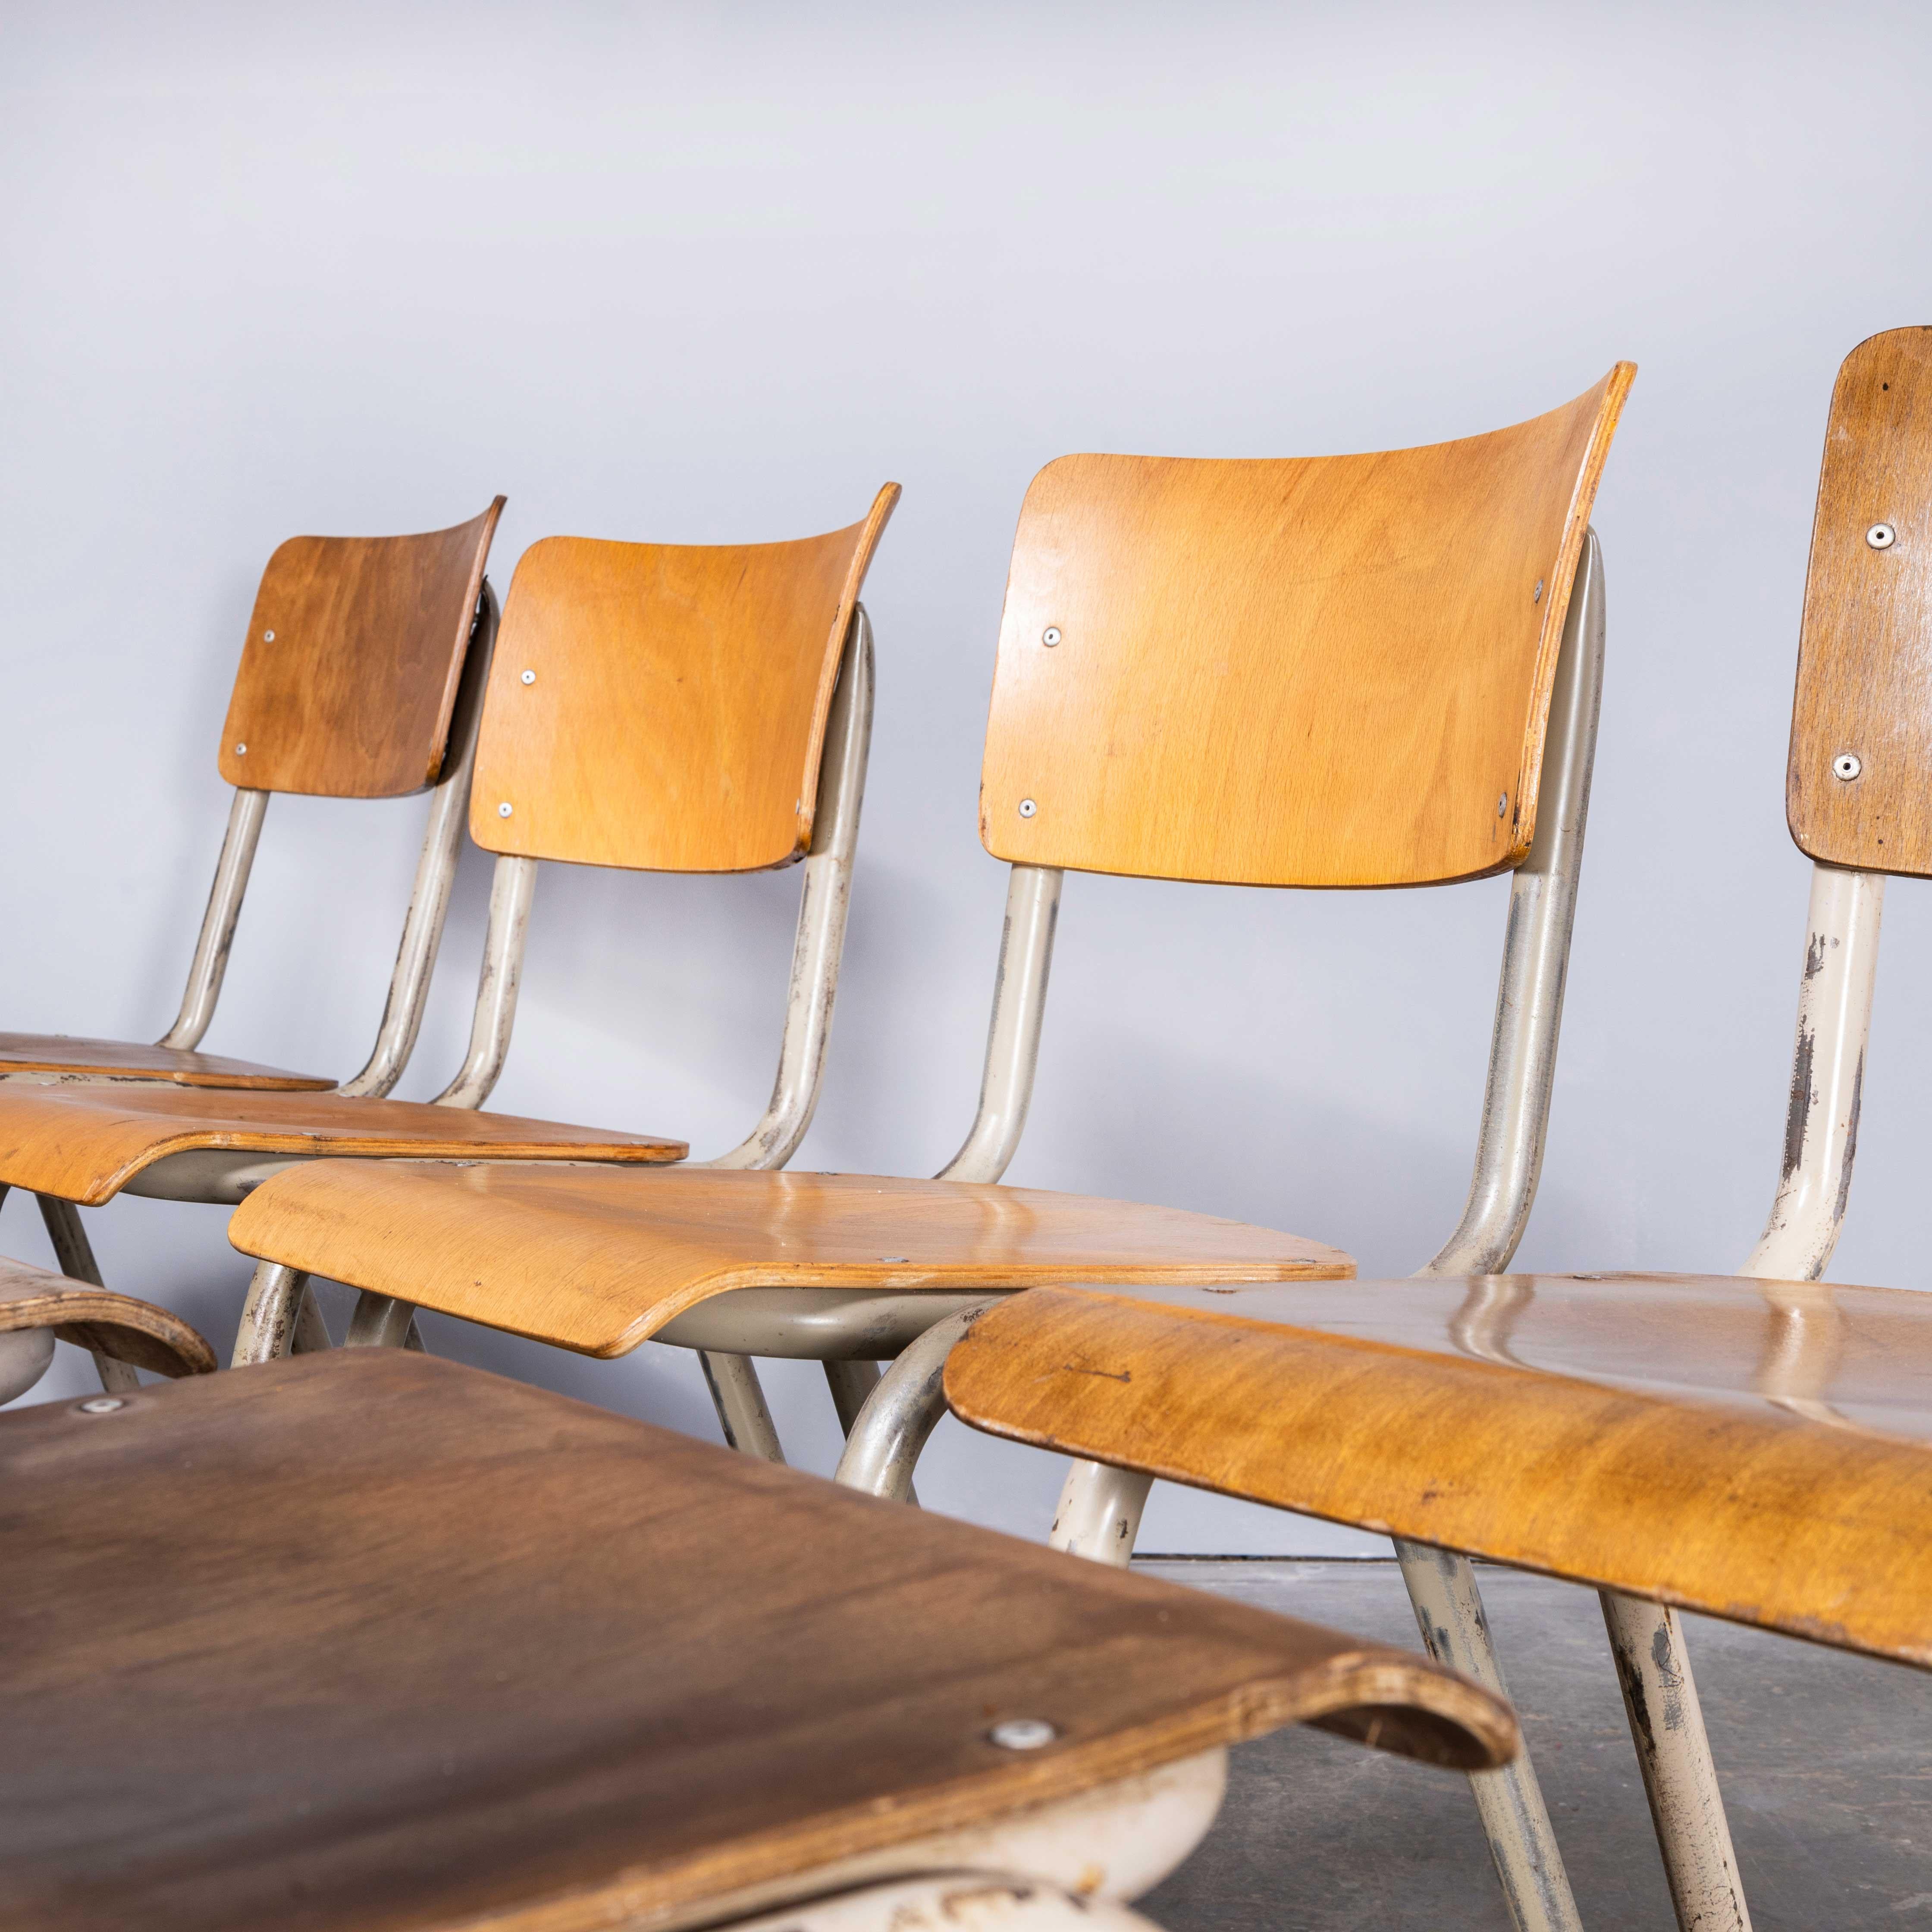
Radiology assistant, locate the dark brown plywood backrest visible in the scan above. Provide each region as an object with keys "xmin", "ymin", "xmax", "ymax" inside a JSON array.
[
  {"xmin": 218, "ymin": 499, "xmax": 504, "ymax": 798},
  {"xmin": 1788, "ymin": 328, "xmax": 1932, "ymax": 876},
  {"xmin": 471, "ymin": 486, "xmax": 897, "ymax": 873},
  {"xmin": 979, "ymin": 367, "xmax": 1634, "ymax": 888}
]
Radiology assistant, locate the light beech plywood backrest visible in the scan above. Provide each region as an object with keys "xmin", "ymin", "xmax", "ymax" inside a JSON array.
[
  {"xmin": 980, "ymin": 368, "xmax": 1634, "ymax": 888},
  {"xmin": 218, "ymin": 500, "xmax": 504, "ymax": 798},
  {"xmin": 1788, "ymin": 328, "xmax": 1932, "ymax": 877},
  {"xmin": 471, "ymin": 486, "xmax": 899, "ymax": 873}
]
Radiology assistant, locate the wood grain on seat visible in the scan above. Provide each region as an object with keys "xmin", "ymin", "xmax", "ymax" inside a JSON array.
[
  {"xmin": 0, "ymin": 1032, "xmax": 333, "ymax": 1091},
  {"xmin": 0, "ymin": 1351, "xmax": 1512, "ymax": 1932},
  {"xmin": 0, "ymin": 1087, "xmax": 685, "ymax": 1206},
  {"xmin": 224, "ymin": 1162, "xmax": 1353, "ymax": 1357},
  {"xmin": 473, "ymin": 486, "xmax": 898, "ymax": 873},
  {"xmin": 944, "ymin": 1274, "xmax": 1932, "ymax": 1669},
  {"xmin": 980, "ymin": 367, "xmax": 1633, "ymax": 888},
  {"xmin": 1788, "ymin": 327, "xmax": 1932, "ymax": 876},
  {"xmin": 0, "ymin": 1252, "xmax": 215, "ymax": 1377},
  {"xmin": 218, "ymin": 499, "xmax": 505, "ymax": 797}
]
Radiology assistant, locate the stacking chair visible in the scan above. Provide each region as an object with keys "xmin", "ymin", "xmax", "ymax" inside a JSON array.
[
  {"xmin": 217, "ymin": 373, "xmax": 1626, "ymax": 1568},
  {"xmin": 0, "ymin": 1342, "xmax": 1518, "ymax": 1932},
  {"xmin": 0, "ymin": 502, "xmax": 504, "ymax": 1389},
  {"xmin": 0, "ymin": 489, "xmax": 901, "ymax": 1384},
  {"xmin": 867, "ymin": 329, "xmax": 1932, "ymax": 1932}
]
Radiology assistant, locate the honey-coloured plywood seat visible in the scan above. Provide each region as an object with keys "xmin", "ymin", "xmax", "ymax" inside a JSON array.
[
  {"xmin": 945, "ymin": 1273, "xmax": 1932, "ymax": 1668},
  {"xmin": 226, "ymin": 1163, "xmax": 1351, "ymax": 1356},
  {"xmin": 0, "ymin": 493, "xmax": 897, "ymax": 1265},
  {"xmin": 0, "ymin": 501, "xmax": 505, "ymax": 1097},
  {"xmin": 0, "ymin": 1349, "xmax": 1515, "ymax": 1932},
  {"xmin": 0, "ymin": 1251, "xmax": 216, "ymax": 1402},
  {"xmin": 0, "ymin": 1084, "xmax": 686, "ymax": 1206}
]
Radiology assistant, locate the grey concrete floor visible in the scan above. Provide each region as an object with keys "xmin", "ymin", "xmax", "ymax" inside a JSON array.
[{"xmin": 1134, "ymin": 1559, "xmax": 1932, "ymax": 1931}]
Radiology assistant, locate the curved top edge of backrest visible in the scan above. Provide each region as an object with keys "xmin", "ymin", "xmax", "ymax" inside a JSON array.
[
  {"xmin": 470, "ymin": 483, "xmax": 898, "ymax": 872},
  {"xmin": 1787, "ymin": 326, "xmax": 1932, "ymax": 877},
  {"xmin": 217, "ymin": 498, "xmax": 505, "ymax": 799},
  {"xmin": 978, "ymin": 366, "xmax": 1634, "ymax": 888}
]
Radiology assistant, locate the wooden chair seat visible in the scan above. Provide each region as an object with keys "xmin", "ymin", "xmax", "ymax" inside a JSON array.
[
  {"xmin": 224, "ymin": 1162, "xmax": 1353, "ymax": 1356},
  {"xmin": 0, "ymin": 1030, "xmax": 334, "ymax": 1091},
  {"xmin": 0, "ymin": 1086, "xmax": 686, "ymax": 1205},
  {"xmin": 0, "ymin": 1350, "xmax": 1511, "ymax": 1932},
  {"xmin": 942, "ymin": 1273, "xmax": 1932, "ymax": 1669},
  {"xmin": 0, "ymin": 1251, "xmax": 217, "ymax": 1377}
]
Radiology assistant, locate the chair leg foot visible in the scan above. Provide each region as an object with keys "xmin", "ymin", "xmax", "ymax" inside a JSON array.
[
  {"xmin": 701, "ymin": 1351, "xmax": 786, "ymax": 1462},
  {"xmin": 1050, "ymin": 1460, "xmax": 1153, "ymax": 1568},
  {"xmin": 1600, "ymin": 1591, "xmax": 1751, "ymax": 1932},
  {"xmin": 1396, "ymin": 1540, "xmax": 1584, "ymax": 1932}
]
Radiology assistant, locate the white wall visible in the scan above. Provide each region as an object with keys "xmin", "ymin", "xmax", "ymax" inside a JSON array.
[{"xmin": 4, "ymin": 2, "xmax": 1929, "ymax": 1553}]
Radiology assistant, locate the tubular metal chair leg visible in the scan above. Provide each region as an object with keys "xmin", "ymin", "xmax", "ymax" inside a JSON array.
[
  {"xmin": 1050, "ymin": 1459, "xmax": 1154, "ymax": 1566},
  {"xmin": 232, "ymin": 1260, "xmax": 310, "ymax": 1366},
  {"xmin": 834, "ymin": 1303, "xmax": 997, "ymax": 1499},
  {"xmin": 1396, "ymin": 1540, "xmax": 1582, "ymax": 1932},
  {"xmin": 34, "ymin": 1193, "xmax": 138, "ymax": 1392},
  {"xmin": 345, "ymin": 1291, "xmax": 420, "ymax": 1351},
  {"xmin": 292, "ymin": 1284, "xmax": 334, "ymax": 1353},
  {"xmin": 701, "ymin": 1350, "xmax": 786, "ymax": 1463},
  {"xmin": 1601, "ymin": 1592, "xmax": 1750, "ymax": 1932},
  {"xmin": 824, "ymin": 1359, "xmax": 916, "ymax": 1504}
]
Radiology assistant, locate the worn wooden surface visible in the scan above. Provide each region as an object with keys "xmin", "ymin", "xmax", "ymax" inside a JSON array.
[
  {"xmin": 980, "ymin": 367, "xmax": 1633, "ymax": 888},
  {"xmin": 0, "ymin": 1087, "xmax": 684, "ymax": 1205},
  {"xmin": 472, "ymin": 487, "xmax": 897, "ymax": 873},
  {"xmin": 945, "ymin": 1274, "xmax": 1932, "ymax": 1668},
  {"xmin": 0, "ymin": 1351, "xmax": 1511, "ymax": 1932},
  {"xmin": 217, "ymin": 500, "xmax": 503, "ymax": 797},
  {"xmin": 0, "ymin": 1032, "xmax": 333, "ymax": 1090},
  {"xmin": 1788, "ymin": 327, "xmax": 1932, "ymax": 876},
  {"xmin": 226, "ymin": 1162, "xmax": 1352, "ymax": 1357},
  {"xmin": 0, "ymin": 1251, "xmax": 214, "ymax": 1376}
]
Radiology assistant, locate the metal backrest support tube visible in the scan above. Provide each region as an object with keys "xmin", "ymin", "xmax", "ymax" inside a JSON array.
[
  {"xmin": 936, "ymin": 862, "xmax": 1064, "ymax": 1185},
  {"xmin": 155, "ymin": 787, "xmax": 270, "ymax": 1051},
  {"xmin": 1740, "ymin": 859, "xmax": 1883, "ymax": 1282},
  {"xmin": 705, "ymin": 606, "xmax": 876, "ymax": 1170},
  {"xmin": 339, "ymin": 581, "xmax": 501, "ymax": 1098},
  {"xmin": 433, "ymin": 853, "xmax": 538, "ymax": 1110},
  {"xmin": 1420, "ymin": 529, "xmax": 1607, "ymax": 1279}
]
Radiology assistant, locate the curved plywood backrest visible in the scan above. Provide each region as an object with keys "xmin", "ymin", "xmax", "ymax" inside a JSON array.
[
  {"xmin": 218, "ymin": 500, "xmax": 505, "ymax": 798},
  {"xmin": 1788, "ymin": 328, "xmax": 1932, "ymax": 877},
  {"xmin": 470, "ymin": 485, "xmax": 899, "ymax": 873},
  {"xmin": 980, "ymin": 368, "xmax": 1634, "ymax": 888}
]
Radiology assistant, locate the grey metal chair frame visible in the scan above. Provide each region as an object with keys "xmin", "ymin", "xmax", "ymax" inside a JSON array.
[{"xmin": 0, "ymin": 583, "xmax": 500, "ymax": 1392}]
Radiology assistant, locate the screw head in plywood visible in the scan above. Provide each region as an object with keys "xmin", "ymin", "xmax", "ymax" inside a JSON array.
[
  {"xmin": 1532, "ymin": 580, "xmax": 1543, "ymax": 604},
  {"xmin": 263, "ymin": 630, "xmax": 276, "ymax": 642},
  {"xmin": 521, "ymin": 668, "xmax": 536, "ymax": 685},
  {"xmin": 235, "ymin": 743, "xmax": 247, "ymax": 756},
  {"xmin": 77, "ymin": 1397, "xmax": 124, "ymax": 1414},
  {"xmin": 1018, "ymin": 798, "xmax": 1037, "ymax": 819},
  {"xmin": 1833, "ymin": 753, "xmax": 1863, "ymax": 781},
  {"xmin": 1497, "ymin": 793, "xmax": 1508, "ymax": 818},
  {"xmin": 1867, "ymin": 523, "xmax": 1897, "ymax": 550},
  {"xmin": 1042, "ymin": 626, "xmax": 1062, "ymax": 646},
  {"xmin": 498, "ymin": 801, "xmax": 514, "ymax": 817},
  {"xmin": 989, "ymin": 1718, "xmax": 1058, "ymax": 1750}
]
